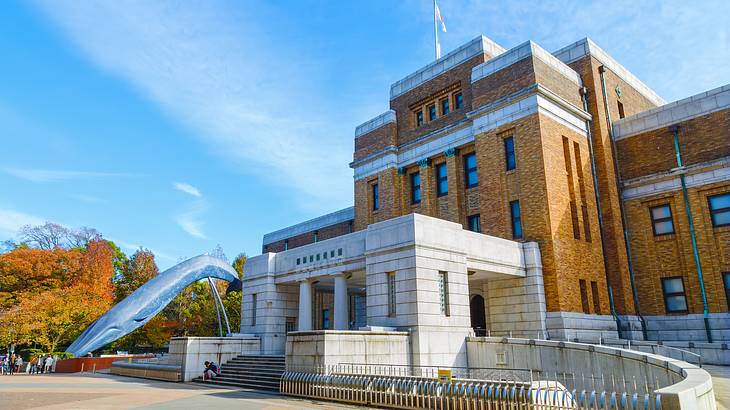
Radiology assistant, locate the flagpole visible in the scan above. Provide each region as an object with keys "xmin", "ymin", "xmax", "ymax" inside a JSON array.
[{"xmin": 433, "ymin": 0, "xmax": 439, "ymax": 60}]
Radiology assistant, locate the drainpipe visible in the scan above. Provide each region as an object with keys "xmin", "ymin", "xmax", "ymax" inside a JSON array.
[
  {"xmin": 669, "ymin": 125, "xmax": 713, "ymax": 343},
  {"xmin": 580, "ymin": 86, "xmax": 622, "ymax": 338},
  {"xmin": 597, "ymin": 65, "xmax": 647, "ymax": 340}
]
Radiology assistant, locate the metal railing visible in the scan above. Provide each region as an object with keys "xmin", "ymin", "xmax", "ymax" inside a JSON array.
[
  {"xmin": 280, "ymin": 364, "xmax": 662, "ymax": 410},
  {"xmin": 281, "ymin": 371, "xmax": 661, "ymax": 410}
]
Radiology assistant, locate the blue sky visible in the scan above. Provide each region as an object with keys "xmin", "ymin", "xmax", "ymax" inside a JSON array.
[{"xmin": 1, "ymin": 0, "xmax": 728, "ymax": 269}]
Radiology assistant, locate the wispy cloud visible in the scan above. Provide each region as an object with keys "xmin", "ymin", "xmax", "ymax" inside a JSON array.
[
  {"xmin": 6, "ymin": 168, "xmax": 135, "ymax": 183},
  {"xmin": 174, "ymin": 182, "xmax": 202, "ymax": 198},
  {"xmin": 35, "ymin": 0, "xmax": 354, "ymax": 211},
  {"xmin": 175, "ymin": 206, "xmax": 207, "ymax": 240},
  {"xmin": 0, "ymin": 208, "xmax": 44, "ymax": 235}
]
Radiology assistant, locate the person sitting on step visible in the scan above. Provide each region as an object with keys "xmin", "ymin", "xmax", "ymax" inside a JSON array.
[{"xmin": 203, "ymin": 361, "xmax": 219, "ymax": 381}]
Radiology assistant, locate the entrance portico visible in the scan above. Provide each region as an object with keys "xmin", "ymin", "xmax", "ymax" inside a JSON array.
[{"xmin": 242, "ymin": 213, "xmax": 547, "ymax": 367}]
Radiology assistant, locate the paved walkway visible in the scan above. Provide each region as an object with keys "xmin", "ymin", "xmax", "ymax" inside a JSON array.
[
  {"xmin": 0, "ymin": 373, "xmax": 366, "ymax": 409},
  {"xmin": 708, "ymin": 365, "xmax": 730, "ymax": 410}
]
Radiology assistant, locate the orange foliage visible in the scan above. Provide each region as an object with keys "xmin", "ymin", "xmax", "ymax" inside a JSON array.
[{"xmin": 0, "ymin": 240, "xmax": 115, "ymax": 352}]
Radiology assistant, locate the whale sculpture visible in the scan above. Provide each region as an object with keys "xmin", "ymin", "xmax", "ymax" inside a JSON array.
[{"xmin": 66, "ymin": 254, "xmax": 239, "ymax": 357}]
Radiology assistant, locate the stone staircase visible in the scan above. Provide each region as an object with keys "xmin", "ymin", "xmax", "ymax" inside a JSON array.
[{"xmin": 193, "ymin": 355, "xmax": 285, "ymax": 391}]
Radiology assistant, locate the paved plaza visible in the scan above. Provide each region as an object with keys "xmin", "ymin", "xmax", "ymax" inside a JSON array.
[
  {"xmin": 0, "ymin": 369, "xmax": 728, "ymax": 410},
  {"xmin": 0, "ymin": 373, "xmax": 364, "ymax": 409}
]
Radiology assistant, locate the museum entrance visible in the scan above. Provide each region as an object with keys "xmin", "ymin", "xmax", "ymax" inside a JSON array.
[{"xmin": 470, "ymin": 294, "xmax": 487, "ymax": 336}]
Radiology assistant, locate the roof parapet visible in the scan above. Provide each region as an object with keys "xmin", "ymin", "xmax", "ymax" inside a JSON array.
[
  {"xmin": 552, "ymin": 38, "xmax": 665, "ymax": 107},
  {"xmin": 612, "ymin": 83, "xmax": 730, "ymax": 140},
  {"xmin": 355, "ymin": 110, "xmax": 396, "ymax": 138},
  {"xmin": 262, "ymin": 207, "xmax": 355, "ymax": 246},
  {"xmin": 390, "ymin": 35, "xmax": 505, "ymax": 100},
  {"xmin": 472, "ymin": 40, "xmax": 582, "ymax": 86}
]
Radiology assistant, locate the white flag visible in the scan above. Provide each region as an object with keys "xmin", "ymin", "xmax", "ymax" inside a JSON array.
[{"xmin": 435, "ymin": 3, "xmax": 447, "ymax": 33}]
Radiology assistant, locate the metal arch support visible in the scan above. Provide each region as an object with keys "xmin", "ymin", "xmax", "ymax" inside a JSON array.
[{"xmin": 66, "ymin": 255, "xmax": 238, "ymax": 357}]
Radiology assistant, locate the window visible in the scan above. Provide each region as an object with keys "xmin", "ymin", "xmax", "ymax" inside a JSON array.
[
  {"xmin": 348, "ymin": 221, "xmax": 353, "ymax": 233},
  {"xmin": 416, "ymin": 110, "xmax": 424, "ymax": 127},
  {"xmin": 724, "ymin": 273, "xmax": 730, "ymax": 310},
  {"xmin": 372, "ymin": 183, "xmax": 379, "ymax": 211},
  {"xmin": 708, "ymin": 193, "xmax": 730, "ymax": 227},
  {"xmin": 338, "ymin": 248, "xmax": 343, "ymax": 256},
  {"xmin": 428, "ymin": 104, "xmax": 437, "ymax": 121},
  {"xmin": 441, "ymin": 98, "xmax": 449, "ymax": 115},
  {"xmin": 455, "ymin": 93, "xmax": 463, "ymax": 110},
  {"xmin": 251, "ymin": 294, "xmax": 257, "ymax": 326},
  {"xmin": 579, "ymin": 280, "xmax": 590, "ymax": 314},
  {"xmin": 387, "ymin": 272, "xmax": 396, "ymax": 317},
  {"xmin": 617, "ymin": 101, "xmax": 625, "ymax": 119},
  {"xmin": 322, "ymin": 309, "xmax": 330, "ymax": 329},
  {"xmin": 650, "ymin": 204, "xmax": 675, "ymax": 236},
  {"xmin": 296, "ymin": 258, "xmax": 300, "ymax": 265},
  {"xmin": 410, "ymin": 172, "xmax": 421, "ymax": 204},
  {"xmin": 436, "ymin": 163, "xmax": 448, "ymax": 197},
  {"xmin": 439, "ymin": 271, "xmax": 450, "ymax": 316},
  {"xmin": 661, "ymin": 277, "xmax": 688, "ymax": 313},
  {"xmin": 284, "ymin": 239, "xmax": 289, "ymax": 251},
  {"xmin": 316, "ymin": 253, "xmax": 320, "ymax": 261},
  {"xmin": 510, "ymin": 200, "xmax": 523, "ymax": 239},
  {"xmin": 323, "ymin": 252, "xmax": 327, "ymax": 259},
  {"xmin": 504, "ymin": 136, "xmax": 516, "ymax": 171},
  {"xmin": 590, "ymin": 281, "xmax": 601, "ymax": 314},
  {"xmin": 330, "ymin": 250, "xmax": 335, "ymax": 258},
  {"xmin": 468, "ymin": 214, "xmax": 481, "ymax": 233},
  {"xmin": 313, "ymin": 231, "xmax": 319, "ymax": 242},
  {"xmin": 309, "ymin": 255, "xmax": 313, "ymax": 262},
  {"xmin": 463, "ymin": 153, "xmax": 478, "ymax": 188}
]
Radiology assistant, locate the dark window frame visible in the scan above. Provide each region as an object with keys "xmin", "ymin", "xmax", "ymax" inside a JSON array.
[
  {"xmin": 372, "ymin": 183, "xmax": 379, "ymax": 211},
  {"xmin": 708, "ymin": 192, "xmax": 730, "ymax": 227},
  {"xmin": 504, "ymin": 136, "xmax": 516, "ymax": 171},
  {"xmin": 410, "ymin": 172, "xmax": 421, "ymax": 204},
  {"xmin": 387, "ymin": 272, "xmax": 396, "ymax": 317},
  {"xmin": 510, "ymin": 200, "xmax": 523, "ymax": 239},
  {"xmin": 468, "ymin": 214, "xmax": 481, "ymax": 233},
  {"xmin": 436, "ymin": 163, "xmax": 448, "ymax": 197},
  {"xmin": 463, "ymin": 152, "xmax": 478, "ymax": 188},
  {"xmin": 650, "ymin": 204, "xmax": 675, "ymax": 236},
  {"xmin": 661, "ymin": 276, "xmax": 689, "ymax": 314},
  {"xmin": 722, "ymin": 272, "xmax": 730, "ymax": 309},
  {"xmin": 590, "ymin": 281, "xmax": 601, "ymax": 314},
  {"xmin": 579, "ymin": 279, "xmax": 590, "ymax": 314},
  {"xmin": 454, "ymin": 93, "xmax": 463, "ymax": 110},
  {"xmin": 322, "ymin": 309, "xmax": 330, "ymax": 329},
  {"xmin": 416, "ymin": 110, "xmax": 424, "ymax": 127},
  {"xmin": 617, "ymin": 101, "xmax": 625, "ymax": 119},
  {"xmin": 441, "ymin": 98, "xmax": 450, "ymax": 116},
  {"xmin": 428, "ymin": 104, "xmax": 437, "ymax": 121}
]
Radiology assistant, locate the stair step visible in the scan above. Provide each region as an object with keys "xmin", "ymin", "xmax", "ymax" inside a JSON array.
[
  {"xmin": 194, "ymin": 378, "xmax": 281, "ymax": 390},
  {"xmin": 220, "ymin": 370, "xmax": 283, "ymax": 377}
]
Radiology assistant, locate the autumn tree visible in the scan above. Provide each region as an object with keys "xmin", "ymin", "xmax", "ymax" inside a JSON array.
[
  {"xmin": 0, "ymin": 240, "xmax": 115, "ymax": 353},
  {"xmin": 114, "ymin": 248, "xmax": 158, "ymax": 302}
]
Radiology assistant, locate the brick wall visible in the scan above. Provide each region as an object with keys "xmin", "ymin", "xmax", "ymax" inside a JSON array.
[
  {"xmin": 354, "ymin": 122, "xmax": 397, "ymax": 161},
  {"xmin": 264, "ymin": 220, "xmax": 353, "ymax": 253},
  {"xmin": 391, "ymin": 54, "xmax": 487, "ymax": 146},
  {"xmin": 624, "ymin": 180, "xmax": 730, "ymax": 315},
  {"xmin": 616, "ymin": 109, "xmax": 730, "ymax": 181},
  {"xmin": 565, "ymin": 55, "xmax": 662, "ymax": 315}
]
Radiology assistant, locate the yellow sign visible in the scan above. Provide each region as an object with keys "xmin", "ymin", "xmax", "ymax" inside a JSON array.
[{"xmin": 437, "ymin": 369, "xmax": 452, "ymax": 383}]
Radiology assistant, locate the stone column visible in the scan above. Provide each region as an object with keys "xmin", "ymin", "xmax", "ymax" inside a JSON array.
[
  {"xmin": 333, "ymin": 274, "xmax": 349, "ymax": 330},
  {"xmin": 298, "ymin": 280, "xmax": 313, "ymax": 331}
]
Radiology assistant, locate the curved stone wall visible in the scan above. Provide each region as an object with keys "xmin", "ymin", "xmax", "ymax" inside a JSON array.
[{"xmin": 466, "ymin": 337, "xmax": 716, "ymax": 410}]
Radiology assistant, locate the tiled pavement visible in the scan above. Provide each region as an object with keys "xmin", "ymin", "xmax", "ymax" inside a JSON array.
[
  {"xmin": 0, "ymin": 373, "xmax": 367, "ymax": 409},
  {"xmin": 707, "ymin": 366, "xmax": 730, "ymax": 410}
]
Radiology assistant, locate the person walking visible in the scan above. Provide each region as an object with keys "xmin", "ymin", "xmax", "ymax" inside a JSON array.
[
  {"xmin": 38, "ymin": 355, "xmax": 45, "ymax": 374},
  {"xmin": 9, "ymin": 354, "xmax": 16, "ymax": 375},
  {"xmin": 44, "ymin": 355, "xmax": 53, "ymax": 373},
  {"xmin": 1, "ymin": 354, "xmax": 7, "ymax": 375},
  {"xmin": 16, "ymin": 356, "xmax": 23, "ymax": 373}
]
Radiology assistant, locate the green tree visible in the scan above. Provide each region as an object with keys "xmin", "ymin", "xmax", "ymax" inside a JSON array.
[
  {"xmin": 114, "ymin": 248, "xmax": 158, "ymax": 302},
  {"xmin": 232, "ymin": 253, "xmax": 246, "ymax": 278}
]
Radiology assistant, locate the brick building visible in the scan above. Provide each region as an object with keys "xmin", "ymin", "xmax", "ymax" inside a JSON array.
[{"xmin": 241, "ymin": 35, "xmax": 729, "ymax": 364}]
